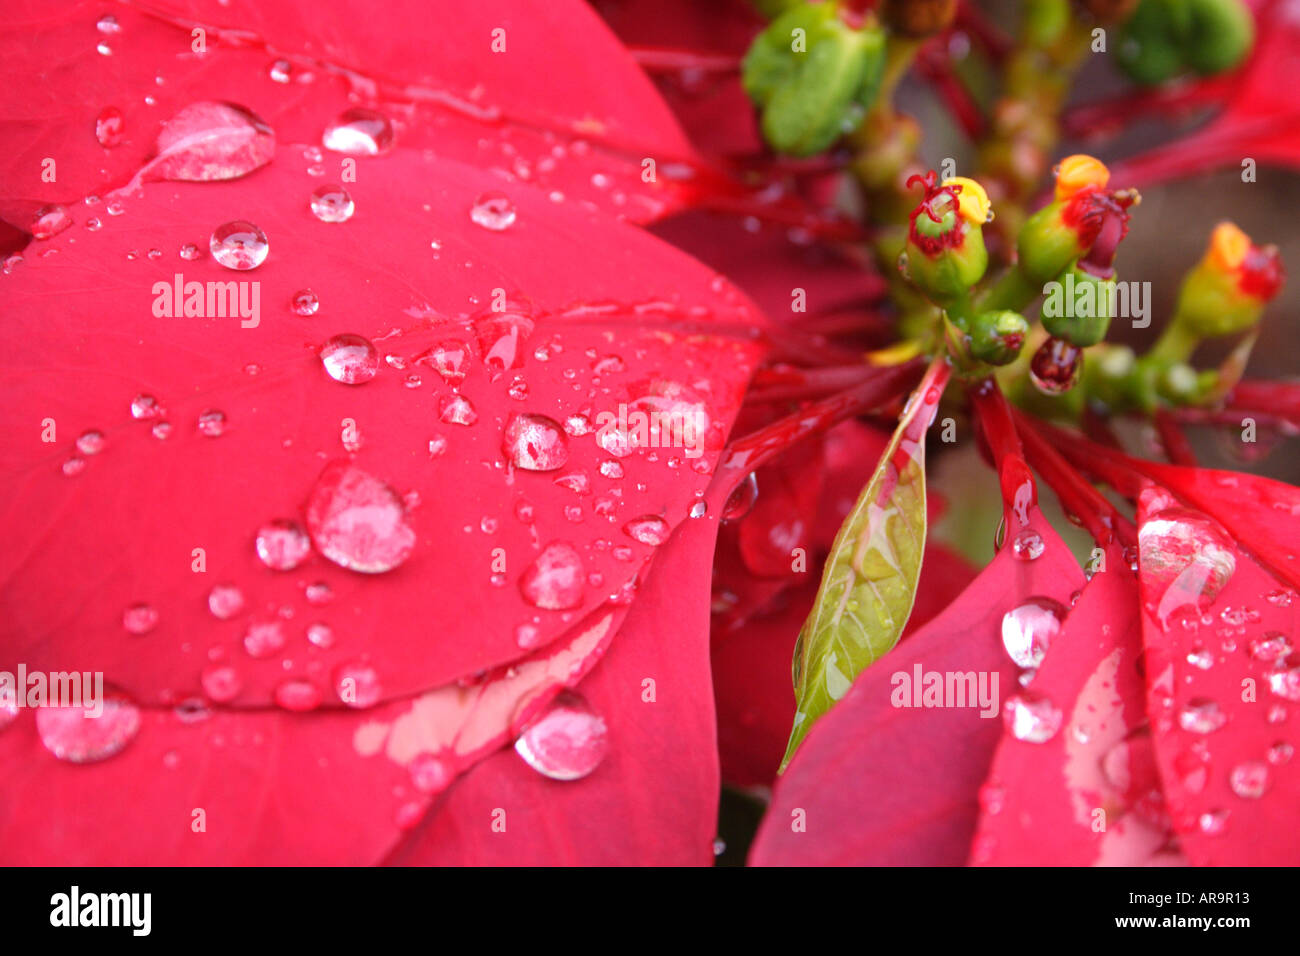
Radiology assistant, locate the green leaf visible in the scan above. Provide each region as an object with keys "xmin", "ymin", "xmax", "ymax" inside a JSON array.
[{"xmin": 781, "ymin": 359, "xmax": 951, "ymax": 770}]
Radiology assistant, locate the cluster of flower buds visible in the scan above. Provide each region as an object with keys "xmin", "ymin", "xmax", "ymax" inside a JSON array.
[
  {"xmin": 1117, "ymin": 0, "xmax": 1254, "ymax": 85},
  {"xmin": 741, "ymin": 1, "xmax": 886, "ymax": 156}
]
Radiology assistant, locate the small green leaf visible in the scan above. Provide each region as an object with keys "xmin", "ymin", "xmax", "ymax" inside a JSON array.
[{"xmin": 781, "ymin": 359, "xmax": 951, "ymax": 770}]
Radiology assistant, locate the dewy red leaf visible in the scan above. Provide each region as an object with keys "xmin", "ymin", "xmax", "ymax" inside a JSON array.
[
  {"xmin": 751, "ymin": 509, "xmax": 1083, "ymax": 865},
  {"xmin": 0, "ymin": 0, "xmax": 698, "ymax": 232},
  {"xmin": 972, "ymin": 542, "xmax": 1183, "ymax": 866},
  {"xmin": 1135, "ymin": 484, "xmax": 1300, "ymax": 865}
]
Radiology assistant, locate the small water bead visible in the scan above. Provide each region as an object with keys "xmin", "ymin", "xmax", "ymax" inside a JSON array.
[
  {"xmin": 179, "ymin": 242, "xmax": 202, "ymax": 260},
  {"xmin": 1199, "ymin": 808, "xmax": 1230, "ymax": 835},
  {"xmin": 322, "ymin": 107, "xmax": 394, "ymax": 155},
  {"xmin": 274, "ymin": 680, "xmax": 322, "ymax": 712},
  {"xmin": 106, "ymin": 200, "xmax": 125, "ymax": 216},
  {"xmin": 291, "ymin": 289, "xmax": 319, "ymax": 315},
  {"xmin": 32, "ymin": 204, "xmax": 73, "ymax": 239},
  {"xmin": 1267, "ymin": 667, "xmax": 1300, "ymax": 701},
  {"xmin": 689, "ymin": 501, "xmax": 708, "ymax": 519},
  {"xmin": 85, "ymin": 217, "xmax": 102, "ymax": 231},
  {"xmin": 599, "ymin": 459, "xmax": 624, "ymax": 480},
  {"xmin": 207, "ymin": 583, "xmax": 246, "ymax": 620},
  {"xmin": 1179, "ymin": 698, "xmax": 1227, "ymax": 734},
  {"xmin": 1228, "ymin": 761, "xmax": 1270, "ymax": 799},
  {"xmin": 243, "ymin": 620, "xmax": 287, "ymax": 658},
  {"xmin": 1001, "ymin": 597, "xmax": 1066, "ymax": 669},
  {"xmin": 1269, "ymin": 741, "xmax": 1294, "ymax": 765},
  {"xmin": 415, "ymin": 340, "xmax": 470, "ymax": 383},
  {"xmin": 502, "ymin": 414, "xmax": 569, "ymax": 471},
  {"xmin": 36, "ymin": 698, "xmax": 141, "ymax": 763},
  {"xmin": 255, "ymin": 519, "xmax": 312, "ymax": 570},
  {"xmin": 131, "ymin": 394, "xmax": 164, "ymax": 420},
  {"xmin": 151, "ymin": 421, "xmax": 172, "ymax": 440},
  {"xmin": 427, "ymin": 436, "xmax": 448, "ymax": 458},
  {"xmin": 310, "ymin": 184, "xmax": 355, "ymax": 223},
  {"xmin": 519, "ymin": 542, "xmax": 585, "ymax": 610},
  {"xmin": 95, "ymin": 106, "xmax": 125, "ymax": 148},
  {"xmin": 439, "ymin": 394, "xmax": 478, "ymax": 426},
  {"xmin": 1011, "ymin": 530, "xmax": 1045, "ymax": 561},
  {"xmin": 1003, "ymin": 692, "xmax": 1063, "ymax": 743},
  {"xmin": 96, "ymin": 14, "xmax": 121, "ymax": 33},
  {"xmin": 1249, "ymin": 632, "xmax": 1292, "ymax": 663},
  {"xmin": 123, "ymin": 603, "xmax": 159, "ymax": 635},
  {"xmin": 96, "ymin": 41, "xmax": 113, "ymax": 56},
  {"xmin": 75, "ymin": 430, "xmax": 105, "ymax": 455},
  {"xmin": 1186, "ymin": 646, "xmax": 1214, "ymax": 670},
  {"xmin": 623, "ymin": 515, "xmax": 671, "ymax": 547},
  {"xmin": 209, "ymin": 220, "xmax": 269, "ymax": 270},
  {"xmin": 320, "ymin": 334, "xmax": 379, "ymax": 385},
  {"xmin": 305, "ymin": 462, "xmax": 416, "ymax": 574},
  {"xmin": 410, "ymin": 753, "xmax": 453, "ymax": 794},
  {"xmin": 269, "ymin": 59, "xmax": 292, "ymax": 83},
  {"xmin": 1269, "ymin": 705, "xmax": 1289, "ymax": 724},
  {"xmin": 722, "ymin": 472, "xmax": 759, "ymax": 522},
  {"xmin": 0, "ymin": 699, "xmax": 18, "ymax": 731},
  {"xmin": 304, "ymin": 622, "xmax": 335, "ymax": 649},
  {"xmin": 515, "ymin": 622, "xmax": 542, "ymax": 649},
  {"xmin": 335, "ymin": 662, "xmax": 382, "ymax": 708},
  {"xmin": 174, "ymin": 698, "xmax": 212, "ymax": 724},
  {"xmin": 514, "ymin": 691, "xmax": 608, "ymax": 781},
  {"xmin": 470, "ymin": 191, "xmax": 517, "ymax": 231}
]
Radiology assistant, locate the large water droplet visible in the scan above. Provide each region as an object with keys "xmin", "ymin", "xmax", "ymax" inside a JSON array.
[
  {"xmin": 305, "ymin": 461, "xmax": 416, "ymax": 573},
  {"xmin": 519, "ymin": 542, "xmax": 585, "ymax": 610},
  {"xmin": 1178, "ymin": 698, "xmax": 1227, "ymax": 734},
  {"xmin": 1249, "ymin": 632, "xmax": 1292, "ymax": 663},
  {"xmin": 623, "ymin": 515, "xmax": 671, "ymax": 546},
  {"xmin": 209, "ymin": 220, "xmax": 269, "ymax": 270},
  {"xmin": 1267, "ymin": 667, "xmax": 1300, "ymax": 701},
  {"xmin": 255, "ymin": 519, "xmax": 312, "ymax": 571},
  {"xmin": 1003, "ymin": 692, "xmax": 1063, "ymax": 743},
  {"xmin": 414, "ymin": 340, "xmax": 470, "ymax": 383},
  {"xmin": 1001, "ymin": 597, "xmax": 1066, "ymax": 669},
  {"xmin": 146, "ymin": 102, "xmax": 275, "ymax": 181},
  {"xmin": 322, "ymin": 108, "xmax": 394, "ymax": 156},
  {"xmin": 95, "ymin": 106, "xmax": 125, "ymax": 148},
  {"xmin": 514, "ymin": 691, "xmax": 608, "ymax": 781},
  {"xmin": 470, "ymin": 191, "xmax": 517, "ymax": 231},
  {"xmin": 36, "ymin": 698, "xmax": 141, "ymax": 763},
  {"xmin": 1139, "ymin": 507, "xmax": 1236, "ymax": 625},
  {"xmin": 439, "ymin": 394, "xmax": 478, "ymax": 426},
  {"xmin": 502, "ymin": 414, "xmax": 569, "ymax": 471},
  {"xmin": 320, "ymin": 333, "xmax": 379, "ymax": 385},
  {"xmin": 32, "ymin": 205, "xmax": 72, "ymax": 239},
  {"xmin": 310, "ymin": 184, "xmax": 355, "ymax": 223},
  {"xmin": 474, "ymin": 309, "xmax": 534, "ymax": 372}
]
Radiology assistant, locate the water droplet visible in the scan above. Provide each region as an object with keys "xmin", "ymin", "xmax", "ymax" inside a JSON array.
[
  {"xmin": 1199, "ymin": 808, "xmax": 1229, "ymax": 835},
  {"xmin": 1003, "ymin": 692, "xmax": 1063, "ymax": 743},
  {"xmin": 269, "ymin": 59, "xmax": 292, "ymax": 83},
  {"xmin": 0, "ymin": 700, "xmax": 18, "ymax": 732},
  {"xmin": 1268, "ymin": 740, "xmax": 1294, "ymax": 765},
  {"xmin": 410, "ymin": 753, "xmax": 452, "ymax": 793},
  {"xmin": 243, "ymin": 619, "xmax": 287, "ymax": 658},
  {"xmin": 1249, "ymin": 632, "xmax": 1292, "ymax": 663},
  {"xmin": 474, "ymin": 310, "xmax": 534, "ymax": 371},
  {"xmin": 1138, "ymin": 507, "xmax": 1236, "ymax": 625},
  {"xmin": 335, "ymin": 662, "xmax": 382, "ymax": 708},
  {"xmin": 37, "ymin": 698, "xmax": 140, "ymax": 763},
  {"xmin": 515, "ymin": 622, "xmax": 541, "ymax": 649},
  {"xmin": 96, "ymin": 14, "xmax": 121, "ymax": 33},
  {"xmin": 722, "ymin": 472, "xmax": 759, "ymax": 521},
  {"xmin": 305, "ymin": 461, "xmax": 416, "ymax": 573},
  {"xmin": 427, "ymin": 435, "xmax": 448, "ymax": 458},
  {"xmin": 1186, "ymin": 645, "xmax": 1214, "ymax": 670},
  {"xmin": 1000, "ymin": 597, "xmax": 1065, "ymax": 668},
  {"xmin": 470, "ymin": 191, "xmax": 517, "ymax": 231},
  {"xmin": 320, "ymin": 334, "xmax": 379, "ymax": 385},
  {"xmin": 689, "ymin": 501, "xmax": 708, "ymax": 518},
  {"xmin": 1228, "ymin": 761, "xmax": 1270, "ymax": 799},
  {"xmin": 306, "ymin": 622, "xmax": 335, "ymax": 648},
  {"xmin": 502, "ymin": 414, "xmax": 569, "ymax": 471},
  {"xmin": 32, "ymin": 204, "xmax": 72, "ymax": 239},
  {"xmin": 1178, "ymin": 698, "xmax": 1227, "ymax": 734},
  {"xmin": 1029, "ymin": 337, "xmax": 1082, "ymax": 395},
  {"xmin": 519, "ymin": 542, "xmax": 585, "ymax": 610},
  {"xmin": 61, "ymin": 457, "xmax": 86, "ymax": 477},
  {"xmin": 253, "ymin": 519, "xmax": 311, "ymax": 571},
  {"xmin": 122, "ymin": 603, "xmax": 159, "ymax": 635},
  {"xmin": 1011, "ymin": 530, "xmax": 1045, "ymax": 561},
  {"xmin": 174, "ymin": 698, "xmax": 211, "ymax": 724},
  {"xmin": 1267, "ymin": 667, "xmax": 1300, "ymax": 701},
  {"xmin": 95, "ymin": 106, "xmax": 125, "ymax": 148},
  {"xmin": 310, "ymin": 184, "xmax": 355, "ymax": 223},
  {"xmin": 414, "ymin": 340, "xmax": 470, "ymax": 383},
  {"xmin": 209, "ymin": 220, "xmax": 269, "ymax": 270},
  {"xmin": 439, "ymin": 394, "xmax": 478, "ymax": 426},
  {"xmin": 149, "ymin": 102, "xmax": 275, "ymax": 181},
  {"xmin": 179, "ymin": 242, "xmax": 202, "ymax": 260},
  {"xmin": 269, "ymin": 680, "xmax": 318, "ymax": 712},
  {"xmin": 75, "ymin": 430, "xmax": 105, "ymax": 455},
  {"xmin": 207, "ymin": 583, "xmax": 246, "ymax": 619},
  {"xmin": 196, "ymin": 409, "xmax": 227, "ymax": 436},
  {"xmin": 514, "ymin": 691, "xmax": 607, "ymax": 781},
  {"xmin": 151, "ymin": 421, "xmax": 172, "ymax": 440},
  {"xmin": 322, "ymin": 108, "xmax": 394, "ymax": 155},
  {"xmin": 623, "ymin": 515, "xmax": 671, "ymax": 547},
  {"xmin": 291, "ymin": 289, "xmax": 319, "ymax": 315}
]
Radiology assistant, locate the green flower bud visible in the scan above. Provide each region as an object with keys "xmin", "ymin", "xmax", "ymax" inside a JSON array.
[
  {"xmin": 1117, "ymin": 0, "xmax": 1187, "ymax": 85},
  {"xmin": 742, "ymin": 3, "xmax": 886, "ymax": 156},
  {"xmin": 1040, "ymin": 265, "xmax": 1115, "ymax": 347},
  {"xmin": 1171, "ymin": 222, "xmax": 1284, "ymax": 338},
  {"xmin": 969, "ymin": 310, "xmax": 1029, "ymax": 366},
  {"xmin": 901, "ymin": 172, "xmax": 990, "ymax": 302},
  {"xmin": 1183, "ymin": 0, "xmax": 1254, "ymax": 76},
  {"xmin": 1118, "ymin": 0, "xmax": 1253, "ymax": 85}
]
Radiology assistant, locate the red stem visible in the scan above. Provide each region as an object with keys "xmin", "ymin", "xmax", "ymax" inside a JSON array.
[
  {"xmin": 625, "ymin": 46, "xmax": 742, "ymax": 75},
  {"xmin": 1154, "ymin": 409, "xmax": 1198, "ymax": 467},
  {"xmin": 967, "ymin": 378, "xmax": 1037, "ymax": 532}
]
